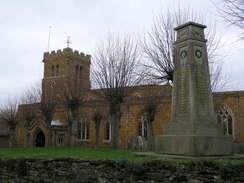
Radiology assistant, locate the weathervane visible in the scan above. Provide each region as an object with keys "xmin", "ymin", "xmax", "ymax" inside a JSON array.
[{"xmin": 65, "ymin": 36, "xmax": 72, "ymax": 48}]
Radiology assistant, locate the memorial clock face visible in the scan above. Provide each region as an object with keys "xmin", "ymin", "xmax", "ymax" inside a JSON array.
[
  {"xmin": 195, "ymin": 50, "xmax": 202, "ymax": 58},
  {"xmin": 181, "ymin": 51, "xmax": 187, "ymax": 59}
]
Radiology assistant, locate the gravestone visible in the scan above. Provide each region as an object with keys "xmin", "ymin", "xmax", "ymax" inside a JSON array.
[
  {"xmin": 142, "ymin": 136, "xmax": 148, "ymax": 150},
  {"xmin": 155, "ymin": 22, "xmax": 234, "ymax": 156},
  {"xmin": 131, "ymin": 134, "xmax": 139, "ymax": 150}
]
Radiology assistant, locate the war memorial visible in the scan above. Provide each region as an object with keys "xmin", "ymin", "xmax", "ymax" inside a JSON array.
[{"xmin": 155, "ymin": 22, "xmax": 234, "ymax": 156}]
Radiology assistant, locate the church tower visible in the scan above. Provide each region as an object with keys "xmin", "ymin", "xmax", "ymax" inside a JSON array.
[{"xmin": 42, "ymin": 47, "xmax": 91, "ymax": 95}]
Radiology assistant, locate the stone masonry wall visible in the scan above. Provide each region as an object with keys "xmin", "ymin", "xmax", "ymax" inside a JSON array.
[{"xmin": 0, "ymin": 158, "xmax": 244, "ymax": 183}]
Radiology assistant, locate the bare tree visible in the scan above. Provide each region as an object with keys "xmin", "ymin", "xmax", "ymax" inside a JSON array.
[
  {"xmin": 91, "ymin": 33, "xmax": 143, "ymax": 149},
  {"xmin": 19, "ymin": 86, "xmax": 39, "ymax": 148},
  {"xmin": 141, "ymin": 5, "xmax": 227, "ymax": 91},
  {"xmin": 140, "ymin": 86, "xmax": 171, "ymax": 150},
  {"xmin": 18, "ymin": 81, "xmax": 57, "ymax": 147},
  {"xmin": 0, "ymin": 98, "xmax": 20, "ymax": 148},
  {"xmin": 92, "ymin": 109, "xmax": 103, "ymax": 149},
  {"xmin": 57, "ymin": 78, "xmax": 87, "ymax": 146},
  {"xmin": 19, "ymin": 104, "xmax": 37, "ymax": 148},
  {"xmin": 214, "ymin": 0, "xmax": 244, "ymax": 39},
  {"xmin": 33, "ymin": 81, "xmax": 57, "ymax": 147},
  {"xmin": 61, "ymin": 110, "xmax": 72, "ymax": 133},
  {"xmin": 91, "ymin": 104, "xmax": 108, "ymax": 148}
]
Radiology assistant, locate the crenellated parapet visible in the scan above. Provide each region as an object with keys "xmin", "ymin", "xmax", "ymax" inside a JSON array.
[
  {"xmin": 43, "ymin": 47, "xmax": 91, "ymax": 63},
  {"xmin": 42, "ymin": 47, "xmax": 91, "ymax": 88}
]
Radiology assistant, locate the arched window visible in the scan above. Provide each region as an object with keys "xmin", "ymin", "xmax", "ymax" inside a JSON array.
[
  {"xmin": 56, "ymin": 65, "xmax": 60, "ymax": 76},
  {"xmin": 79, "ymin": 66, "xmax": 82, "ymax": 78},
  {"xmin": 81, "ymin": 122, "xmax": 90, "ymax": 140},
  {"xmin": 77, "ymin": 121, "xmax": 90, "ymax": 140},
  {"xmin": 138, "ymin": 116, "xmax": 148, "ymax": 140},
  {"xmin": 216, "ymin": 106, "xmax": 233, "ymax": 135},
  {"xmin": 105, "ymin": 121, "xmax": 111, "ymax": 141},
  {"xmin": 75, "ymin": 65, "xmax": 79, "ymax": 77},
  {"xmin": 51, "ymin": 65, "xmax": 55, "ymax": 76},
  {"xmin": 77, "ymin": 122, "xmax": 81, "ymax": 140}
]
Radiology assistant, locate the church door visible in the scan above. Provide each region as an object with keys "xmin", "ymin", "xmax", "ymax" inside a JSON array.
[{"xmin": 36, "ymin": 131, "xmax": 45, "ymax": 147}]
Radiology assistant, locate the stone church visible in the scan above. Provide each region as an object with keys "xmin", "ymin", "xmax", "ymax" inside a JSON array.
[{"xmin": 1, "ymin": 47, "xmax": 244, "ymax": 152}]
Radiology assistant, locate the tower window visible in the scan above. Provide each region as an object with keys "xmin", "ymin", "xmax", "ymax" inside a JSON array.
[
  {"xmin": 79, "ymin": 66, "xmax": 82, "ymax": 78},
  {"xmin": 56, "ymin": 65, "xmax": 60, "ymax": 76},
  {"xmin": 51, "ymin": 65, "xmax": 60, "ymax": 77},
  {"xmin": 51, "ymin": 65, "xmax": 55, "ymax": 76},
  {"xmin": 76, "ymin": 65, "xmax": 79, "ymax": 78},
  {"xmin": 75, "ymin": 65, "xmax": 83, "ymax": 78}
]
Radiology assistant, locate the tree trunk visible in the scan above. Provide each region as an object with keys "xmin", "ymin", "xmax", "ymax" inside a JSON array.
[
  {"xmin": 95, "ymin": 123, "xmax": 100, "ymax": 149},
  {"xmin": 110, "ymin": 104, "xmax": 121, "ymax": 149},
  {"xmin": 70, "ymin": 108, "xmax": 78, "ymax": 147},
  {"xmin": 111, "ymin": 113, "xmax": 119, "ymax": 149},
  {"xmin": 147, "ymin": 122, "xmax": 153, "ymax": 150},
  {"xmin": 45, "ymin": 121, "xmax": 52, "ymax": 147},
  {"xmin": 24, "ymin": 125, "xmax": 28, "ymax": 148},
  {"xmin": 8, "ymin": 129, "xmax": 15, "ymax": 148}
]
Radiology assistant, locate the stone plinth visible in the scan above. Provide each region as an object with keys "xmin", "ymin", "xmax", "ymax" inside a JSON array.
[
  {"xmin": 155, "ymin": 135, "xmax": 234, "ymax": 156},
  {"xmin": 155, "ymin": 22, "xmax": 234, "ymax": 156},
  {"xmin": 155, "ymin": 123, "xmax": 234, "ymax": 156}
]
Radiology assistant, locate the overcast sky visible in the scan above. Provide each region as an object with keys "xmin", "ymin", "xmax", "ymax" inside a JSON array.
[{"xmin": 0, "ymin": 0, "xmax": 243, "ymax": 102}]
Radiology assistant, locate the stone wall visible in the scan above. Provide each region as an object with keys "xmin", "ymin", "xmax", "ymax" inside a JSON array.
[{"xmin": 0, "ymin": 158, "xmax": 244, "ymax": 182}]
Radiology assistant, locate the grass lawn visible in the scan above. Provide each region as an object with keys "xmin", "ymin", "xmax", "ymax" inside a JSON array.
[
  {"xmin": 1, "ymin": 147, "xmax": 244, "ymax": 165},
  {"xmin": 0, "ymin": 147, "xmax": 151, "ymax": 160}
]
